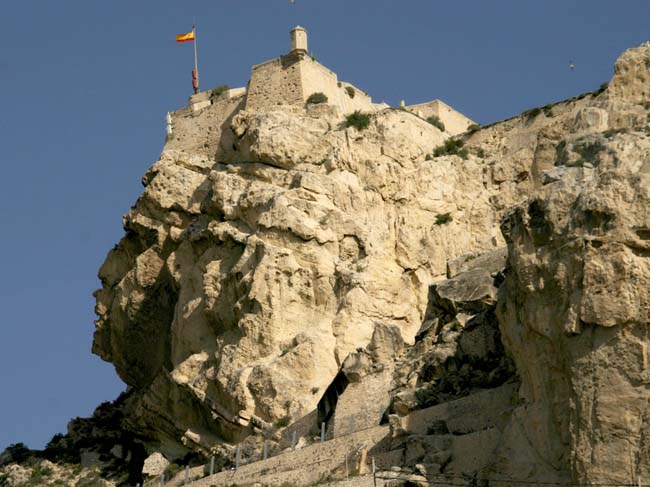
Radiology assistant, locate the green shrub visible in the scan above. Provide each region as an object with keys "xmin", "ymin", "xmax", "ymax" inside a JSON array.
[
  {"xmin": 593, "ymin": 82, "xmax": 609, "ymax": 96},
  {"xmin": 543, "ymin": 104, "xmax": 554, "ymax": 117},
  {"xmin": 345, "ymin": 86, "xmax": 355, "ymax": 98},
  {"xmin": 75, "ymin": 474, "xmax": 104, "ymax": 487},
  {"xmin": 435, "ymin": 213, "xmax": 453, "ymax": 225},
  {"xmin": 575, "ymin": 140, "xmax": 605, "ymax": 161},
  {"xmin": 44, "ymin": 432, "xmax": 80, "ymax": 464},
  {"xmin": 523, "ymin": 107, "xmax": 542, "ymax": 120},
  {"xmin": 345, "ymin": 111, "xmax": 371, "ymax": 130},
  {"xmin": 210, "ymin": 85, "xmax": 230, "ymax": 100},
  {"xmin": 467, "ymin": 123, "xmax": 480, "ymax": 133},
  {"xmin": 274, "ymin": 416, "xmax": 291, "ymax": 429},
  {"xmin": 476, "ymin": 148, "xmax": 486, "ymax": 158},
  {"xmin": 432, "ymin": 138, "xmax": 467, "ymax": 159},
  {"xmin": 306, "ymin": 92, "xmax": 328, "ymax": 105},
  {"xmin": 24, "ymin": 464, "xmax": 55, "ymax": 487},
  {"xmin": 2, "ymin": 443, "xmax": 31, "ymax": 464},
  {"xmin": 164, "ymin": 462, "xmax": 182, "ymax": 478},
  {"xmin": 603, "ymin": 127, "xmax": 627, "ymax": 138},
  {"xmin": 426, "ymin": 115, "xmax": 445, "ymax": 131}
]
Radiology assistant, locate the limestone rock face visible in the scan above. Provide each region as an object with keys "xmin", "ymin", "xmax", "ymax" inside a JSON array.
[
  {"xmin": 0, "ymin": 460, "xmax": 117, "ymax": 487},
  {"xmin": 93, "ymin": 104, "xmax": 513, "ymax": 455},
  {"xmin": 495, "ymin": 44, "xmax": 650, "ymax": 483},
  {"xmin": 497, "ymin": 157, "xmax": 650, "ymax": 481},
  {"xmin": 608, "ymin": 42, "xmax": 650, "ymax": 104},
  {"xmin": 389, "ymin": 251, "xmax": 516, "ymax": 418},
  {"xmin": 91, "ymin": 42, "xmax": 650, "ymax": 484},
  {"xmin": 142, "ymin": 452, "xmax": 169, "ymax": 476}
]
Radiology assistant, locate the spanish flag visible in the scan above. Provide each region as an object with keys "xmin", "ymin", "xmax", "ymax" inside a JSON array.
[{"xmin": 176, "ymin": 31, "xmax": 195, "ymax": 43}]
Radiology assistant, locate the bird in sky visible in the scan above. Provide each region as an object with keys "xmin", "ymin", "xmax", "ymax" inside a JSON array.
[{"xmin": 569, "ymin": 60, "xmax": 575, "ymax": 71}]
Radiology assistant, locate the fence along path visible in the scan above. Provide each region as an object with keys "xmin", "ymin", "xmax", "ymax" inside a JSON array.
[
  {"xmin": 157, "ymin": 424, "xmax": 390, "ymax": 487},
  {"xmin": 145, "ymin": 383, "xmax": 520, "ymax": 487}
]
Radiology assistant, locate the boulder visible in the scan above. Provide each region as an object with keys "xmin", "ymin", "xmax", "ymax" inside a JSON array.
[{"xmin": 142, "ymin": 452, "xmax": 169, "ymax": 476}]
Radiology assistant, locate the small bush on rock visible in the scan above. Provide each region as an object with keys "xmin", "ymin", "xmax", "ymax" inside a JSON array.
[
  {"xmin": 306, "ymin": 92, "xmax": 328, "ymax": 105},
  {"xmin": 432, "ymin": 138, "xmax": 468, "ymax": 159},
  {"xmin": 426, "ymin": 115, "xmax": 445, "ymax": 131},
  {"xmin": 523, "ymin": 107, "xmax": 542, "ymax": 120},
  {"xmin": 210, "ymin": 85, "xmax": 230, "ymax": 100},
  {"xmin": 575, "ymin": 140, "xmax": 605, "ymax": 162},
  {"xmin": 2, "ymin": 443, "xmax": 31, "ymax": 464},
  {"xmin": 345, "ymin": 111, "xmax": 371, "ymax": 130},
  {"xmin": 593, "ymin": 82, "xmax": 609, "ymax": 96},
  {"xmin": 603, "ymin": 128, "xmax": 627, "ymax": 138},
  {"xmin": 345, "ymin": 86, "xmax": 355, "ymax": 98},
  {"xmin": 543, "ymin": 104, "xmax": 554, "ymax": 117},
  {"xmin": 435, "ymin": 213, "xmax": 453, "ymax": 225},
  {"xmin": 164, "ymin": 462, "xmax": 182, "ymax": 478}
]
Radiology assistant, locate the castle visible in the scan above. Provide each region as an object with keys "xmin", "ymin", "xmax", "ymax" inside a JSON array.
[{"xmin": 176, "ymin": 26, "xmax": 474, "ymax": 136}]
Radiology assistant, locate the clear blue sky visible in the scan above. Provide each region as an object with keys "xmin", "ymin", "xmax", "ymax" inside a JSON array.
[{"xmin": 0, "ymin": 0, "xmax": 647, "ymax": 451}]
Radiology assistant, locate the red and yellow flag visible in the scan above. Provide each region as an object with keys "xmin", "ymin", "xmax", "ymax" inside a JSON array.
[{"xmin": 176, "ymin": 31, "xmax": 195, "ymax": 43}]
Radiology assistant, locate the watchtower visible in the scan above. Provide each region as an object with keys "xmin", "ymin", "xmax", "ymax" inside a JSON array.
[{"xmin": 290, "ymin": 26, "xmax": 308, "ymax": 56}]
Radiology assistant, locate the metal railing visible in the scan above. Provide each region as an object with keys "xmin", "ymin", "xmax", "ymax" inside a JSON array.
[{"xmin": 136, "ymin": 414, "xmax": 385, "ymax": 486}]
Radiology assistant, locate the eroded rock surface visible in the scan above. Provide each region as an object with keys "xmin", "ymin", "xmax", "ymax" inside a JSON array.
[
  {"xmin": 88, "ymin": 42, "xmax": 650, "ymax": 486},
  {"xmin": 497, "ymin": 162, "xmax": 650, "ymax": 479},
  {"xmin": 494, "ymin": 44, "xmax": 650, "ymax": 483},
  {"xmin": 93, "ymin": 104, "xmax": 513, "ymax": 457}
]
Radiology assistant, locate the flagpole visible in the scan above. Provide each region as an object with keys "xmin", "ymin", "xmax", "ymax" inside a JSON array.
[{"xmin": 193, "ymin": 22, "xmax": 199, "ymax": 94}]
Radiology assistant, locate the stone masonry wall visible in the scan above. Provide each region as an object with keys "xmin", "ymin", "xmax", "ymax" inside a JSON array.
[
  {"xmin": 246, "ymin": 54, "xmax": 376, "ymax": 115},
  {"xmin": 407, "ymin": 99, "xmax": 475, "ymax": 135},
  {"xmin": 298, "ymin": 57, "xmax": 340, "ymax": 107},
  {"xmin": 245, "ymin": 55, "xmax": 304, "ymax": 112},
  {"xmin": 328, "ymin": 370, "xmax": 392, "ymax": 438},
  {"xmin": 337, "ymin": 81, "xmax": 376, "ymax": 114},
  {"xmin": 166, "ymin": 94, "xmax": 246, "ymax": 158}
]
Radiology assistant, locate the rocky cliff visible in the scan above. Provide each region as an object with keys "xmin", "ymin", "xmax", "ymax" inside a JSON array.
[
  {"xmin": 92, "ymin": 100, "xmax": 512, "ymax": 457},
  {"xmin": 495, "ymin": 44, "xmax": 650, "ymax": 482},
  {"xmin": 5, "ymin": 43, "xmax": 647, "ymax": 487}
]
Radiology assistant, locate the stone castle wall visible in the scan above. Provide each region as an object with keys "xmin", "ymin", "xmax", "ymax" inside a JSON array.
[
  {"xmin": 327, "ymin": 370, "xmax": 392, "ymax": 439},
  {"xmin": 337, "ymin": 81, "xmax": 376, "ymax": 114},
  {"xmin": 300, "ymin": 59, "xmax": 376, "ymax": 114},
  {"xmin": 245, "ymin": 55, "xmax": 375, "ymax": 115},
  {"xmin": 167, "ymin": 93, "xmax": 245, "ymax": 158},
  {"xmin": 298, "ymin": 57, "xmax": 341, "ymax": 107},
  {"xmin": 407, "ymin": 99, "xmax": 475, "ymax": 135},
  {"xmin": 245, "ymin": 55, "xmax": 304, "ymax": 112},
  {"xmin": 176, "ymin": 32, "xmax": 473, "ymax": 142}
]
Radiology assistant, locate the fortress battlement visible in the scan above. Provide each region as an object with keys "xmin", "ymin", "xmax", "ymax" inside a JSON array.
[{"xmin": 177, "ymin": 26, "xmax": 473, "ymax": 136}]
